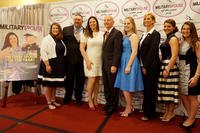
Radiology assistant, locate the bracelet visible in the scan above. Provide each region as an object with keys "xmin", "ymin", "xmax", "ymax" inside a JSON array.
[
  {"xmin": 195, "ymin": 73, "xmax": 200, "ymax": 78},
  {"xmin": 194, "ymin": 75, "xmax": 199, "ymax": 79},
  {"xmin": 195, "ymin": 73, "xmax": 200, "ymax": 76},
  {"xmin": 165, "ymin": 69, "xmax": 169, "ymax": 73}
]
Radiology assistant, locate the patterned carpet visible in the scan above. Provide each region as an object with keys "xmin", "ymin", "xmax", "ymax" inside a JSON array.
[{"xmin": 0, "ymin": 92, "xmax": 199, "ymax": 133}]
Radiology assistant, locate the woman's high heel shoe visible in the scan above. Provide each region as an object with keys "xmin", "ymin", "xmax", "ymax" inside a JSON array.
[
  {"xmin": 48, "ymin": 104, "xmax": 56, "ymax": 110},
  {"xmin": 182, "ymin": 120, "xmax": 196, "ymax": 128},
  {"xmin": 88, "ymin": 100, "xmax": 96, "ymax": 111},
  {"xmin": 52, "ymin": 101, "xmax": 61, "ymax": 107},
  {"xmin": 120, "ymin": 112, "xmax": 132, "ymax": 117},
  {"xmin": 89, "ymin": 106, "xmax": 96, "ymax": 111},
  {"xmin": 94, "ymin": 105, "xmax": 99, "ymax": 109},
  {"xmin": 88, "ymin": 102, "xmax": 96, "ymax": 111},
  {"xmin": 161, "ymin": 114, "xmax": 175, "ymax": 122}
]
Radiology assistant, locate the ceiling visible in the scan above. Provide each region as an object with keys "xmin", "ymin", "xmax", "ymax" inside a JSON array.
[{"xmin": 0, "ymin": 0, "xmax": 63, "ymax": 7}]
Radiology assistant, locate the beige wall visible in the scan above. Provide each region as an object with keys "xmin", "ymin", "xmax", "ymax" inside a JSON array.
[{"xmin": 0, "ymin": 0, "xmax": 63, "ymax": 7}]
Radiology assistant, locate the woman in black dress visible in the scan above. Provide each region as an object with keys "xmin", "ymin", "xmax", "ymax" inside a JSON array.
[
  {"xmin": 38, "ymin": 23, "xmax": 67, "ymax": 109},
  {"xmin": 157, "ymin": 19, "xmax": 179, "ymax": 121},
  {"xmin": 178, "ymin": 21, "xmax": 200, "ymax": 128}
]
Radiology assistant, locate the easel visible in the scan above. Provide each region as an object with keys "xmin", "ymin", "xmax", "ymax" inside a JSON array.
[{"xmin": 1, "ymin": 81, "xmax": 40, "ymax": 108}]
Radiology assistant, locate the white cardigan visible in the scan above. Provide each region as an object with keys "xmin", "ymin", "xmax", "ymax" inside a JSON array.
[{"xmin": 40, "ymin": 34, "xmax": 66, "ymax": 61}]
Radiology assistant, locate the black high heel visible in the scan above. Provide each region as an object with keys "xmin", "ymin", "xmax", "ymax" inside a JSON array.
[
  {"xmin": 179, "ymin": 111, "xmax": 187, "ymax": 128},
  {"xmin": 52, "ymin": 101, "xmax": 61, "ymax": 107}
]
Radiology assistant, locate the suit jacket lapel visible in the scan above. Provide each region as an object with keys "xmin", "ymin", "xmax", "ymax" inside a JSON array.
[
  {"xmin": 106, "ymin": 28, "xmax": 114, "ymax": 41},
  {"xmin": 69, "ymin": 25, "xmax": 73, "ymax": 34},
  {"xmin": 141, "ymin": 32, "xmax": 153, "ymax": 50}
]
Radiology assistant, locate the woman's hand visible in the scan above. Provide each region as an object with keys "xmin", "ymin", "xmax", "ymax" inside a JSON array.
[
  {"xmin": 86, "ymin": 61, "xmax": 93, "ymax": 70},
  {"xmin": 46, "ymin": 65, "xmax": 52, "ymax": 73},
  {"xmin": 142, "ymin": 67, "xmax": 147, "ymax": 75},
  {"xmin": 110, "ymin": 66, "xmax": 117, "ymax": 74},
  {"xmin": 162, "ymin": 69, "xmax": 169, "ymax": 78},
  {"xmin": 125, "ymin": 66, "xmax": 131, "ymax": 74},
  {"xmin": 188, "ymin": 77, "xmax": 198, "ymax": 87}
]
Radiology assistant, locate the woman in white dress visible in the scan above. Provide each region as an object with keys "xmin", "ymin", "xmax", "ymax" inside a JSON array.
[{"xmin": 80, "ymin": 16, "xmax": 104, "ymax": 110}]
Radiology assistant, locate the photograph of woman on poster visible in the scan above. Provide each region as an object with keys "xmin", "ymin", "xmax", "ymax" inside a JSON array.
[{"xmin": 0, "ymin": 32, "xmax": 24, "ymax": 80}]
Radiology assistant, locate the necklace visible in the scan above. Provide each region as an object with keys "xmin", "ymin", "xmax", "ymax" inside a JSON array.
[
  {"xmin": 127, "ymin": 32, "xmax": 134, "ymax": 37},
  {"xmin": 93, "ymin": 32, "xmax": 98, "ymax": 37}
]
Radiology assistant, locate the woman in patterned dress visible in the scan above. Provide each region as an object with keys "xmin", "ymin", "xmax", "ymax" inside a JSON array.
[
  {"xmin": 178, "ymin": 21, "xmax": 200, "ymax": 128},
  {"xmin": 157, "ymin": 19, "xmax": 179, "ymax": 121}
]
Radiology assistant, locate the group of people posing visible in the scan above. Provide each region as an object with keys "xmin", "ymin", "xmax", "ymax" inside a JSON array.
[{"xmin": 37, "ymin": 13, "xmax": 200, "ymax": 128}]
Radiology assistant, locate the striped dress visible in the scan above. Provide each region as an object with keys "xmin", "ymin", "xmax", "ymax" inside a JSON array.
[{"xmin": 157, "ymin": 33, "xmax": 179, "ymax": 104}]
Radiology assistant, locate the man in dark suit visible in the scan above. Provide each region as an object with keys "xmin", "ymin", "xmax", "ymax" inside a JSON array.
[
  {"xmin": 102, "ymin": 16, "xmax": 123, "ymax": 115},
  {"xmin": 62, "ymin": 14, "xmax": 85, "ymax": 105}
]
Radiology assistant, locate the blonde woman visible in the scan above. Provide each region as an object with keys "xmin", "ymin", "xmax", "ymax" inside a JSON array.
[
  {"xmin": 138, "ymin": 13, "xmax": 161, "ymax": 121},
  {"xmin": 114, "ymin": 17, "xmax": 144, "ymax": 117}
]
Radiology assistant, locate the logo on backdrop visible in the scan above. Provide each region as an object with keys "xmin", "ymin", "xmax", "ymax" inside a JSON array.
[
  {"xmin": 190, "ymin": 0, "xmax": 200, "ymax": 14},
  {"xmin": 153, "ymin": 0, "xmax": 186, "ymax": 17},
  {"xmin": 70, "ymin": 4, "xmax": 92, "ymax": 22},
  {"xmin": 49, "ymin": 6, "xmax": 69, "ymax": 23},
  {"xmin": 94, "ymin": 1, "xmax": 119, "ymax": 20},
  {"xmin": 122, "ymin": 0, "xmax": 150, "ymax": 19}
]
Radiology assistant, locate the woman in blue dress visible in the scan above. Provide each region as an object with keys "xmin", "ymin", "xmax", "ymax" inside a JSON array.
[{"xmin": 114, "ymin": 17, "xmax": 144, "ymax": 117}]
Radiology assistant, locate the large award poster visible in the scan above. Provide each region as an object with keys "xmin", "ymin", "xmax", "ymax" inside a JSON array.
[{"xmin": 0, "ymin": 24, "xmax": 43, "ymax": 81}]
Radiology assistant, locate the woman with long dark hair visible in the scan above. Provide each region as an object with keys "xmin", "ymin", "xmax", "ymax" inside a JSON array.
[
  {"xmin": 80, "ymin": 16, "xmax": 104, "ymax": 110},
  {"xmin": 178, "ymin": 21, "xmax": 200, "ymax": 128}
]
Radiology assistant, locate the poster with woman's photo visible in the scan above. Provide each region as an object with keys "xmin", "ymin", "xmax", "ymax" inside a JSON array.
[{"xmin": 0, "ymin": 24, "xmax": 43, "ymax": 81}]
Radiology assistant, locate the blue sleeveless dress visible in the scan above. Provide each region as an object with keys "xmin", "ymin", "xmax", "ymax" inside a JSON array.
[{"xmin": 114, "ymin": 36, "xmax": 144, "ymax": 92}]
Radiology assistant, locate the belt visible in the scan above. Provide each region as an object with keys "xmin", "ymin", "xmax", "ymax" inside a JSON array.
[{"xmin": 179, "ymin": 55, "xmax": 186, "ymax": 60}]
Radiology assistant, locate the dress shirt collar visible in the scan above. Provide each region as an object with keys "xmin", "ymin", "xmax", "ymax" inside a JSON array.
[
  {"xmin": 74, "ymin": 26, "xmax": 83, "ymax": 32},
  {"xmin": 142, "ymin": 27, "xmax": 155, "ymax": 37},
  {"xmin": 106, "ymin": 27, "xmax": 114, "ymax": 33}
]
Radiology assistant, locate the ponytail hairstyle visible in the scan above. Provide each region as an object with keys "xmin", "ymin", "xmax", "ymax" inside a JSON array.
[{"xmin": 164, "ymin": 19, "xmax": 178, "ymax": 34}]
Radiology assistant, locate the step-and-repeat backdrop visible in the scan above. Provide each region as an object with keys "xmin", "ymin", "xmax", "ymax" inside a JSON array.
[{"xmin": 48, "ymin": 0, "xmax": 200, "ymax": 116}]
